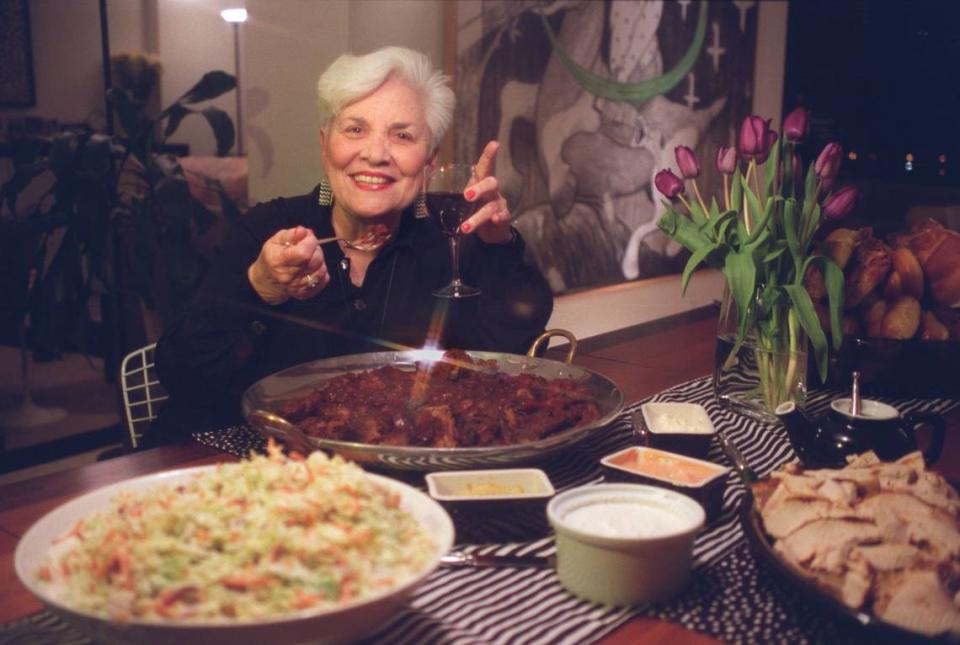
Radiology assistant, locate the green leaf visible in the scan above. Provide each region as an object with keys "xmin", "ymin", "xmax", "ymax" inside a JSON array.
[
  {"xmin": 657, "ymin": 207, "xmax": 712, "ymax": 252},
  {"xmin": 807, "ymin": 255, "xmax": 846, "ymax": 351},
  {"xmin": 762, "ymin": 138, "xmax": 780, "ymax": 198},
  {"xmin": 730, "ymin": 166, "xmax": 743, "ymax": 213},
  {"xmin": 783, "ymin": 198, "xmax": 800, "ymax": 259},
  {"xmin": 172, "ymin": 71, "xmax": 237, "ymax": 106},
  {"xmin": 723, "ymin": 249, "xmax": 757, "ymax": 341},
  {"xmin": 708, "ymin": 209, "xmax": 738, "ymax": 239},
  {"xmin": 163, "ymin": 104, "xmax": 192, "ymax": 141},
  {"xmin": 782, "ymin": 145, "xmax": 795, "ymax": 199},
  {"xmin": 709, "ymin": 197, "xmax": 721, "ymax": 221},
  {"xmin": 803, "ymin": 162, "xmax": 818, "ymax": 212},
  {"xmin": 763, "ymin": 242, "xmax": 788, "ymax": 263},
  {"xmin": 687, "ymin": 196, "xmax": 708, "ymax": 226},
  {"xmin": 741, "ymin": 176, "xmax": 764, "ymax": 241},
  {"xmin": 681, "ymin": 242, "xmax": 719, "ymax": 295},
  {"xmin": 201, "ymin": 107, "xmax": 236, "ymax": 157},
  {"xmin": 783, "ymin": 284, "xmax": 830, "ymax": 383},
  {"xmin": 746, "ymin": 196, "xmax": 776, "ymax": 245}
]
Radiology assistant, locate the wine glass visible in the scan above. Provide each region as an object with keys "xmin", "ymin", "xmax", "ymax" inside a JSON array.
[{"xmin": 426, "ymin": 163, "xmax": 481, "ymax": 298}]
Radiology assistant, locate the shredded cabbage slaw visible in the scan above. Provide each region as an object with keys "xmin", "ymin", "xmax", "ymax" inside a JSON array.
[{"xmin": 36, "ymin": 445, "xmax": 436, "ymax": 622}]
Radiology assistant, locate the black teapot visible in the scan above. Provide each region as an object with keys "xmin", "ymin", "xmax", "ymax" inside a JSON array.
[{"xmin": 774, "ymin": 373, "xmax": 946, "ymax": 469}]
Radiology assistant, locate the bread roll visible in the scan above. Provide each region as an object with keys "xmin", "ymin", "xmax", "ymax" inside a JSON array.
[
  {"xmin": 890, "ymin": 247, "xmax": 924, "ymax": 300},
  {"xmin": 861, "ymin": 297, "xmax": 887, "ymax": 338},
  {"xmin": 825, "ymin": 227, "xmax": 869, "ymax": 271},
  {"xmin": 845, "ymin": 237, "xmax": 892, "ymax": 309},
  {"xmin": 879, "ymin": 295, "xmax": 921, "ymax": 340},
  {"xmin": 921, "ymin": 310, "xmax": 950, "ymax": 341},
  {"xmin": 906, "ymin": 221, "xmax": 960, "ymax": 307}
]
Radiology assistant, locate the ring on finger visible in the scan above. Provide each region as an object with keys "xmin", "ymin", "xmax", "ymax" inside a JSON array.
[{"xmin": 305, "ymin": 273, "xmax": 319, "ymax": 289}]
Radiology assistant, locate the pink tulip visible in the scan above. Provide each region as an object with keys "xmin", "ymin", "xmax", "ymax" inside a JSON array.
[
  {"xmin": 823, "ymin": 186, "xmax": 857, "ymax": 219},
  {"xmin": 783, "ymin": 107, "xmax": 811, "ymax": 143},
  {"xmin": 716, "ymin": 146, "xmax": 737, "ymax": 175},
  {"xmin": 739, "ymin": 115, "xmax": 778, "ymax": 163},
  {"xmin": 815, "ymin": 142, "xmax": 843, "ymax": 180},
  {"xmin": 675, "ymin": 145, "xmax": 700, "ymax": 179},
  {"xmin": 655, "ymin": 169, "xmax": 685, "ymax": 199}
]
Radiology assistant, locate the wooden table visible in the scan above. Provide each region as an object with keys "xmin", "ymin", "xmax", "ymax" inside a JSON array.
[{"xmin": 1, "ymin": 308, "xmax": 954, "ymax": 644}]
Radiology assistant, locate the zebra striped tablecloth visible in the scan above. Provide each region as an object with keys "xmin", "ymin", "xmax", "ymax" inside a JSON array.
[{"xmin": 5, "ymin": 377, "xmax": 957, "ymax": 645}]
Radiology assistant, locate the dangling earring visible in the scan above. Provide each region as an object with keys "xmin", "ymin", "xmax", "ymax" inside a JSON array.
[
  {"xmin": 415, "ymin": 192, "xmax": 428, "ymax": 218},
  {"xmin": 318, "ymin": 177, "xmax": 334, "ymax": 206}
]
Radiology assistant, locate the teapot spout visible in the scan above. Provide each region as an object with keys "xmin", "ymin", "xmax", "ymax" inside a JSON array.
[{"xmin": 775, "ymin": 401, "xmax": 820, "ymax": 466}]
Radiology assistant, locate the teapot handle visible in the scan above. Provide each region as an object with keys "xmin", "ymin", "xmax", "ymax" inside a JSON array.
[{"xmin": 902, "ymin": 411, "xmax": 946, "ymax": 466}]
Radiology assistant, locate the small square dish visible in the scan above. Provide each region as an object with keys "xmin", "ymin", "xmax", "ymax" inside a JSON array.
[
  {"xmin": 639, "ymin": 402, "xmax": 717, "ymax": 457},
  {"xmin": 425, "ymin": 469, "xmax": 555, "ymax": 541},
  {"xmin": 425, "ymin": 468, "xmax": 555, "ymax": 502},
  {"xmin": 600, "ymin": 446, "xmax": 730, "ymax": 521}
]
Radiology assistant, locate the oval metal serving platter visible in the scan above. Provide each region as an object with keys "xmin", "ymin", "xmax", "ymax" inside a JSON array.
[
  {"xmin": 241, "ymin": 349, "xmax": 624, "ymax": 471},
  {"xmin": 740, "ymin": 488, "xmax": 953, "ymax": 642}
]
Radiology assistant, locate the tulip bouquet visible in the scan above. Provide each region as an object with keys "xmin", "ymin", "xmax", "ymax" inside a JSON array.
[{"xmin": 656, "ymin": 108, "xmax": 855, "ymax": 417}]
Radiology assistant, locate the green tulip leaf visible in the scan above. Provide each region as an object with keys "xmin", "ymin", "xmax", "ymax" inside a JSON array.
[
  {"xmin": 657, "ymin": 206, "xmax": 711, "ymax": 252},
  {"xmin": 681, "ymin": 242, "xmax": 719, "ymax": 296},
  {"xmin": 731, "ymin": 166, "xmax": 743, "ymax": 213},
  {"xmin": 783, "ymin": 284, "xmax": 829, "ymax": 383},
  {"xmin": 762, "ymin": 140, "xmax": 780, "ymax": 198},
  {"xmin": 746, "ymin": 196, "xmax": 776, "ymax": 244},
  {"xmin": 723, "ymin": 248, "xmax": 757, "ymax": 341},
  {"xmin": 805, "ymin": 254, "xmax": 845, "ymax": 351},
  {"xmin": 803, "ymin": 162, "xmax": 818, "ymax": 214},
  {"xmin": 783, "ymin": 198, "xmax": 801, "ymax": 259}
]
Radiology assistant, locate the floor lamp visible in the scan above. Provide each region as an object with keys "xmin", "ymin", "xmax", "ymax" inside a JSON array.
[{"xmin": 221, "ymin": 8, "xmax": 247, "ymax": 156}]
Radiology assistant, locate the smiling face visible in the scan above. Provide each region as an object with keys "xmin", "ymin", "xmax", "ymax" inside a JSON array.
[{"xmin": 321, "ymin": 77, "xmax": 435, "ymax": 231}]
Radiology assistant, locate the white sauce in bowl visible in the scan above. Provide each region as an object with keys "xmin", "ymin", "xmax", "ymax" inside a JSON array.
[{"xmin": 563, "ymin": 498, "xmax": 686, "ymax": 539}]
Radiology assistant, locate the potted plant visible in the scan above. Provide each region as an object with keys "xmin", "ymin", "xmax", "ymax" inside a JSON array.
[
  {"xmin": 0, "ymin": 63, "xmax": 240, "ymax": 372},
  {"xmin": 655, "ymin": 108, "xmax": 856, "ymax": 422}
]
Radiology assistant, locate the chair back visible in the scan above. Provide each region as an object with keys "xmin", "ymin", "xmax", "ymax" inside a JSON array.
[{"xmin": 119, "ymin": 343, "xmax": 168, "ymax": 449}]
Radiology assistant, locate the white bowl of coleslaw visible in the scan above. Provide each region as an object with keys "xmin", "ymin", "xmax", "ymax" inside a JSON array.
[{"xmin": 15, "ymin": 450, "xmax": 454, "ymax": 644}]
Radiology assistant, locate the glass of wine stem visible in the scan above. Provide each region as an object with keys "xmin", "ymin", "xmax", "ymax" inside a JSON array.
[{"xmin": 426, "ymin": 163, "xmax": 481, "ymax": 298}]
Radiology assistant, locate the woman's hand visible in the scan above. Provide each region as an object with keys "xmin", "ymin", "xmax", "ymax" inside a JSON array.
[
  {"xmin": 247, "ymin": 226, "xmax": 329, "ymax": 304},
  {"xmin": 460, "ymin": 141, "xmax": 513, "ymax": 244}
]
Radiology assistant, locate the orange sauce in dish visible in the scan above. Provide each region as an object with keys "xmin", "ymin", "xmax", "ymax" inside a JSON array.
[{"xmin": 611, "ymin": 450, "xmax": 720, "ymax": 485}]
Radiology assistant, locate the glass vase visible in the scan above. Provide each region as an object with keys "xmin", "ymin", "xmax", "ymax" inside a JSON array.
[{"xmin": 713, "ymin": 286, "xmax": 808, "ymax": 424}]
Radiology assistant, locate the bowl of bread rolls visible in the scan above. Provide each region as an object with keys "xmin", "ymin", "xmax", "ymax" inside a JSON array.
[{"xmin": 807, "ymin": 217, "xmax": 960, "ymax": 395}]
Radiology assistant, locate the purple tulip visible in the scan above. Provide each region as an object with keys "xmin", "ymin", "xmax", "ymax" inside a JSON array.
[
  {"xmin": 815, "ymin": 142, "xmax": 843, "ymax": 180},
  {"xmin": 755, "ymin": 130, "xmax": 778, "ymax": 163},
  {"xmin": 675, "ymin": 145, "xmax": 700, "ymax": 179},
  {"xmin": 823, "ymin": 186, "xmax": 857, "ymax": 219},
  {"xmin": 783, "ymin": 107, "xmax": 811, "ymax": 143},
  {"xmin": 738, "ymin": 115, "xmax": 778, "ymax": 162},
  {"xmin": 655, "ymin": 169, "xmax": 685, "ymax": 199},
  {"xmin": 716, "ymin": 146, "xmax": 737, "ymax": 175}
]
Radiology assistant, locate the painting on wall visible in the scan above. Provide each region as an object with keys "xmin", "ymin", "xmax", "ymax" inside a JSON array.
[
  {"xmin": 454, "ymin": 0, "xmax": 758, "ymax": 294},
  {"xmin": 0, "ymin": 0, "xmax": 36, "ymax": 107}
]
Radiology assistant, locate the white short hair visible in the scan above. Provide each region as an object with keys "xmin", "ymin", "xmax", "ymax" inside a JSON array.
[{"xmin": 317, "ymin": 46, "xmax": 455, "ymax": 152}]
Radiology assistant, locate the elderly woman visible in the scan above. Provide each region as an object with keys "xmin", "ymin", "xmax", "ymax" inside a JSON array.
[{"xmin": 152, "ymin": 46, "xmax": 552, "ymax": 439}]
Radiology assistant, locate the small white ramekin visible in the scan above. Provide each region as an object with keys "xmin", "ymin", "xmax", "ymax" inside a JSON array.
[{"xmin": 547, "ymin": 484, "xmax": 704, "ymax": 606}]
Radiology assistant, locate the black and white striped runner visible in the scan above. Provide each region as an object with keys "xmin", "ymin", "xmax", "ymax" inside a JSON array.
[{"xmin": 5, "ymin": 377, "xmax": 956, "ymax": 644}]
